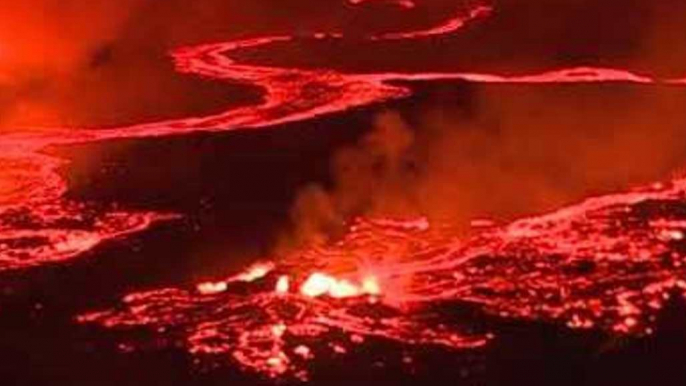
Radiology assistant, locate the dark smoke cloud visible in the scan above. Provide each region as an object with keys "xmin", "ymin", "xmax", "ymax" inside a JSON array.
[
  {"xmin": 287, "ymin": 112, "xmax": 419, "ymax": 246},
  {"xmin": 285, "ymin": 83, "xmax": 686, "ymax": 247}
]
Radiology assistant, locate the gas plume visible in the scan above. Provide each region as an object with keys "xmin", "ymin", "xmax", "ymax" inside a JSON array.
[{"xmin": 288, "ymin": 85, "xmax": 686, "ymax": 246}]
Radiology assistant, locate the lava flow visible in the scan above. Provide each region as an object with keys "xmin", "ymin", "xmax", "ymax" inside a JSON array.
[
  {"xmin": 3, "ymin": 0, "xmax": 686, "ymax": 378},
  {"xmin": 78, "ymin": 177, "xmax": 686, "ymax": 379},
  {"xmin": 0, "ymin": 134, "xmax": 171, "ymax": 271},
  {"xmin": 1, "ymin": 0, "xmax": 684, "ymax": 271}
]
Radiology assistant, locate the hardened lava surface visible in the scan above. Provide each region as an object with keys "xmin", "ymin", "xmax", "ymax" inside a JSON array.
[{"xmin": 79, "ymin": 178, "xmax": 686, "ymax": 379}]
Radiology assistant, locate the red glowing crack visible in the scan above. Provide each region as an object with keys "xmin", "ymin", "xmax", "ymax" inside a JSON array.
[{"xmin": 0, "ymin": 1, "xmax": 682, "ymax": 380}]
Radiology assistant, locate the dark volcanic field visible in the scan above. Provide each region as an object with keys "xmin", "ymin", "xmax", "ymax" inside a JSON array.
[{"xmin": 0, "ymin": 80, "xmax": 686, "ymax": 385}]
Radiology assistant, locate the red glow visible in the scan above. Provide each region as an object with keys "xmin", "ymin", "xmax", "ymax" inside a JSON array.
[
  {"xmin": 78, "ymin": 177, "xmax": 686, "ymax": 378},
  {"xmin": 3, "ymin": 0, "xmax": 686, "ymax": 378},
  {"xmin": 4, "ymin": 0, "xmax": 679, "ymax": 272},
  {"xmin": 375, "ymin": 5, "xmax": 493, "ymax": 40},
  {"xmin": 347, "ymin": 0, "xmax": 416, "ymax": 9}
]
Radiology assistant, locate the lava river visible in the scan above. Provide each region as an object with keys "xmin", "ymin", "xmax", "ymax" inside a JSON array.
[
  {"xmin": 1, "ymin": 0, "xmax": 685, "ymax": 381},
  {"xmin": 1, "ymin": 0, "xmax": 683, "ymax": 271}
]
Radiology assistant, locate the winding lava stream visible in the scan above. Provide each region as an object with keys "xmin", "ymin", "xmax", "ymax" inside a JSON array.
[{"xmin": 2, "ymin": 0, "xmax": 686, "ymax": 381}]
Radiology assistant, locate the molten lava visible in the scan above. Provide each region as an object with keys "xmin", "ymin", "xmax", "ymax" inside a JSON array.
[
  {"xmin": 78, "ymin": 177, "xmax": 686, "ymax": 379},
  {"xmin": 299, "ymin": 272, "xmax": 381, "ymax": 299},
  {"xmin": 1, "ymin": 0, "xmax": 682, "ymax": 271},
  {"xmin": 1, "ymin": 0, "xmax": 685, "ymax": 380},
  {"xmin": 376, "ymin": 4, "xmax": 493, "ymax": 40}
]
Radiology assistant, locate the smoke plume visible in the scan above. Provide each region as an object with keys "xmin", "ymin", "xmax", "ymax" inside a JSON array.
[{"xmin": 286, "ymin": 83, "xmax": 686, "ymax": 247}]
